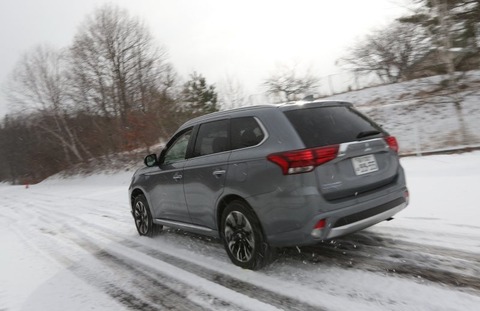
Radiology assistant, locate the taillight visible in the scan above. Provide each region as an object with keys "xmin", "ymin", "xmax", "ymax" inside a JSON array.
[
  {"xmin": 267, "ymin": 145, "xmax": 339, "ymax": 175},
  {"xmin": 314, "ymin": 219, "xmax": 326, "ymax": 229},
  {"xmin": 311, "ymin": 219, "xmax": 326, "ymax": 238},
  {"xmin": 385, "ymin": 136, "xmax": 399, "ymax": 153}
]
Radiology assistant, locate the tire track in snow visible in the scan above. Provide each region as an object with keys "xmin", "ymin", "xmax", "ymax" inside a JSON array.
[
  {"xmin": 94, "ymin": 209, "xmax": 480, "ymax": 294},
  {"xmin": 27, "ymin": 196, "xmax": 328, "ymax": 311},
  {"xmin": 87, "ymin": 232, "xmax": 324, "ymax": 311},
  {"xmin": 9, "ymin": 190, "xmax": 480, "ymax": 305},
  {"xmin": 278, "ymin": 231, "xmax": 480, "ymax": 292},
  {"xmin": 17, "ymin": 208, "xmax": 246, "ymax": 311},
  {"xmin": 6, "ymin": 200, "xmax": 227, "ymax": 310},
  {"xmin": 15, "ymin": 191, "xmax": 480, "ymax": 294},
  {"xmin": 8, "ymin": 213, "xmax": 168, "ymax": 311},
  {"xmin": 68, "ymin": 245, "xmax": 234, "ymax": 311}
]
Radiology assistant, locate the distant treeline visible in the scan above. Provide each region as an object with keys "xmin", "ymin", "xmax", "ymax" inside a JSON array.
[
  {"xmin": 2, "ymin": 0, "xmax": 479, "ymax": 183},
  {"xmin": 0, "ymin": 5, "xmax": 218, "ymax": 183}
]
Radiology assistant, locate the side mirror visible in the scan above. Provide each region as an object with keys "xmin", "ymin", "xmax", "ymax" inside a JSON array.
[{"xmin": 144, "ymin": 154, "xmax": 158, "ymax": 167}]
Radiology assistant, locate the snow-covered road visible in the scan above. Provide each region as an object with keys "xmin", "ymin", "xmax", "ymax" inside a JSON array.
[{"xmin": 1, "ymin": 152, "xmax": 480, "ymax": 310}]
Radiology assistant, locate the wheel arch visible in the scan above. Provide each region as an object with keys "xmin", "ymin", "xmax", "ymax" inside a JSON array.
[
  {"xmin": 130, "ymin": 188, "xmax": 146, "ymax": 209},
  {"xmin": 216, "ymin": 194, "xmax": 266, "ymax": 238}
]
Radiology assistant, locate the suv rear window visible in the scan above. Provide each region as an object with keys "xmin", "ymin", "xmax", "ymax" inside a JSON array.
[{"xmin": 284, "ymin": 106, "xmax": 384, "ymax": 148}]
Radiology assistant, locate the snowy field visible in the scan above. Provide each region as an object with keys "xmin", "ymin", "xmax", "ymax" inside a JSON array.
[{"xmin": 1, "ymin": 152, "xmax": 480, "ymax": 310}]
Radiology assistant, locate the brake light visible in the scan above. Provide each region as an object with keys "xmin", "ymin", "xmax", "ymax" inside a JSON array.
[
  {"xmin": 385, "ymin": 136, "xmax": 399, "ymax": 153},
  {"xmin": 267, "ymin": 145, "xmax": 339, "ymax": 175}
]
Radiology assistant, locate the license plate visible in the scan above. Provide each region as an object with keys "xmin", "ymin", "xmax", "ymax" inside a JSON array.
[{"xmin": 352, "ymin": 154, "xmax": 379, "ymax": 176}]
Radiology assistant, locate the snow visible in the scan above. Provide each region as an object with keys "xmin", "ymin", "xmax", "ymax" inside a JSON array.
[
  {"xmin": 1, "ymin": 151, "xmax": 480, "ymax": 310},
  {"xmin": 400, "ymin": 152, "xmax": 480, "ymax": 226},
  {"xmin": 0, "ymin": 191, "xmax": 128, "ymax": 311}
]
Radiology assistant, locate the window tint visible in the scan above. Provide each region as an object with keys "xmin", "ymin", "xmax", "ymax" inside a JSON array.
[
  {"xmin": 231, "ymin": 117, "xmax": 265, "ymax": 150},
  {"xmin": 284, "ymin": 106, "xmax": 383, "ymax": 148},
  {"xmin": 163, "ymin": 129, "xmax": 192, "ymax": 165},
  {"xmin": 193, "ymin": 119, "xmax": 229, "ymax": 157}
]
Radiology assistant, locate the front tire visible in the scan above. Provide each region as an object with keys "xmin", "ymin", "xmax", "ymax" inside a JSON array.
[
  {"xmin": 133, "ymin": 194, "xmax": 162, "ymax": 237},
  {"xmin": 221, "ymin": 200, "xmax": 272, "ymax": 270}
]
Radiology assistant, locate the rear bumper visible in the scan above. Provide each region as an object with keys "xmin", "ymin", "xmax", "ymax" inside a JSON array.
[
  {"xmin": 326, "ymin": 200, "xmax": 406, "ymax": 239},
  {"xmin": 264, "ymin": 191, "xmax": 408, "ymax": 247}
]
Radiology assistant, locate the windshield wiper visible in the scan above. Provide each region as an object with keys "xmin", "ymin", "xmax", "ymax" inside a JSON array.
[{"xmin": 356, "ymin": 130, "xmax": 381, "ymax": 139}]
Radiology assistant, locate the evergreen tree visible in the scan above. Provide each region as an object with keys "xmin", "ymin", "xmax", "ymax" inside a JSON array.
[
  {"xmin": 400, "ymin": 0, "xmax": 480, "ymax": 57},
  {"xmin": 182, "ymin": 72, "xmax": 218, "ymax": 115}
]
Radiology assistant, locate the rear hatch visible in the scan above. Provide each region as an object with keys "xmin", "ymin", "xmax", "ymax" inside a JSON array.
[{"xmin": 283, "ymin": 102, "xmax": 399, "ymax": 201}]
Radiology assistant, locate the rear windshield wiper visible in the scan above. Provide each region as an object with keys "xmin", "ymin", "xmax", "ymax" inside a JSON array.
[{"xmin": 356, "ymin": 130, "xmax": 381, "ymax": 139}]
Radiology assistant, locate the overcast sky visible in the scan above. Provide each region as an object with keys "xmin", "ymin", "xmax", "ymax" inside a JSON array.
[{"xmin": 0, "ymin": 0, "xmax": 407, "ymax": 117}]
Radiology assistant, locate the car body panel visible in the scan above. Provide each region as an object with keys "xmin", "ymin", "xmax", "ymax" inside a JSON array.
[
  {"xmin": 184, "ymin": 151, "xmax": 230, "ymax": 229},
  {"xmin": 142, "ymin": 161, "xmax": 190, "ymax": 223}
]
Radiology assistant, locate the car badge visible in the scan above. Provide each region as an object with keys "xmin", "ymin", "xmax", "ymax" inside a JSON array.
[{"xmin": 364, "ymin": 142, "xmax": 372, "ymax": 152}]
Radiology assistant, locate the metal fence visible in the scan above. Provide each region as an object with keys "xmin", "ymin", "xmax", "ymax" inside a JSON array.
[{"xmin": 316, "ymin": 71, "xmax": 384, "ymax": 97}]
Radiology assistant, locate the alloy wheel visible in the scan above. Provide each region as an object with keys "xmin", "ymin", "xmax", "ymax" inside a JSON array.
[
  {"xmin": 134, "ymin": 200, "xmax": 149, "ymax": 235},
  {"xmin": 224, "ymin": 211, "xmax": 255, "ymax": 262}
]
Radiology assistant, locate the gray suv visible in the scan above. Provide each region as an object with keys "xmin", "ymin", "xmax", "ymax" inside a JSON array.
[{"xmin": 129, "ymin": 101, "xmax": 409, "ymax": 269}]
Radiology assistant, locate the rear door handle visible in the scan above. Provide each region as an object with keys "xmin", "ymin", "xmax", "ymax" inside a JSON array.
[
  {"xmin": 213, "ymin": 169, "xmax": 226, "ymax": 177},
  {"xmin": 173, "ymin": 173, "xmax": 183, "ymax": 181}
]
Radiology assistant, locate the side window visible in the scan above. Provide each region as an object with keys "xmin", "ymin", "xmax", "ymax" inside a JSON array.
[
  {"xmin": 193, "ymin": 119, "xmax": 229, "ymax": 157},
  {"xmin": 162, "ymin": 129, "xmax": 192, "ymax": 165},
  {"xmin": 231, "ymin": 117, "xmax": 265, "ymax": 150}
]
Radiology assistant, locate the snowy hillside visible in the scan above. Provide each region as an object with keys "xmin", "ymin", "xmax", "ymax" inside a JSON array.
[{"xmin": 325, "ymin": 71, "xmax": 480, "ymax": 155}]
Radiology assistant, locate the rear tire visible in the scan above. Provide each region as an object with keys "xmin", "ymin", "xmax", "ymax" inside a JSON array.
[
  {"xmin": 221, "ymin": 200, "xmax": 273, "ymax": 270},
  {"xmin": 133, "ymin": 194, "xmax": 162, "ymax": 237}
]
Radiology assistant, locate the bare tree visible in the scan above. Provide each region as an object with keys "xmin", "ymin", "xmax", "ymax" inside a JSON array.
[
  {"xmin": 339, "ymin": 21, "xmax": 430, "ymax": 83},
  {"xmin": 264, "ymin": 63, "xmax": 320, "ymax": 102},
  {"xmin": 218, "ymin": 75, "xmax": 247, "ymax": 110},
  {"xmin": 2, "ymin": 5, "xmax": 183, "ymax": 182},
  {"xmin": 69, "ymin": 4, "xmax": 169, "ymax": 127},
  {"xmin": 6, "ymin": 45, "xmax": 87, "ymax": 163}
]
